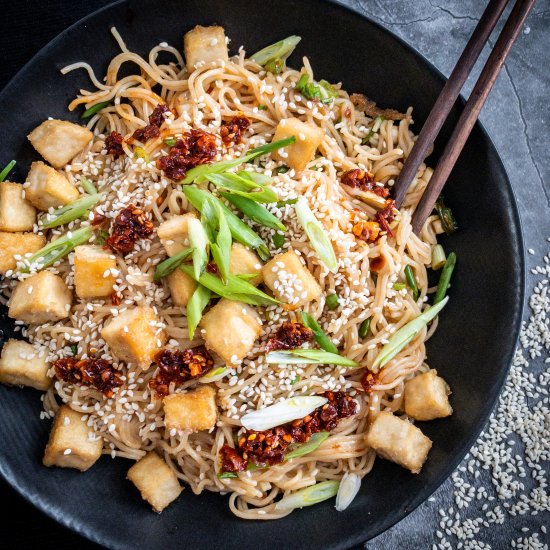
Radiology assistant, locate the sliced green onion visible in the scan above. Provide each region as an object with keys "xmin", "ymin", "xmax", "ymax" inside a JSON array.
[
  {"xmin": 210, "ymin": 205, "xmax": 232, "ymax": 282},
  {"xmin": 221, "ymin": 193, "xmax": 286, "ymax": 232},
  {"xmin": 134, "ymin": 146, "xmax": 150, "ymax": 162},
  {"xmin": 241, "ymin": 396, "xmax": 327, "ymax": 431},
  {"xmin": 207, "ymin": 172, "xmax": 278, "ymax": 203},
  {"xmin": 182, "ymin": 137, "xmax": 296, "ymax": 184},
  {"xmin": 200, "ymin": 366, "xmax": 227, "ymax": 382},
  {"xmin": 237, "ymin": 171, "xmax": 274, "ymax": 187},
  {"xmin": 265, "ymin": 58, "xmax": 285, "ymax": 74},
  {"xmin": 81, "ymin": 100, "xmax": 111, "ymax": 119},
  {"xmin": 20, "ymin": 226, "xmax": 93, "ymax": 273},
  {"xmin": 434, "ymin": 252, "xmax": 456, "ymax": 305},
  {"xmin": 266, "ymin": 349, "xmax": 357, "ymax": 368},
  {"xmin": 300, "ymin": 312, "xmax": 338, "ymax": 354},
  {"xmin": 393, "ymin": 282, "xmax": 406, "ymax": 291},
  {"xmin": 183, "ymin": 186, "xmax": 270, "ymax": 260},
  {"xmin": 296, "ymin": 74, "xmax": 337, "ymax": 104},
  {"xmin": 251, "ymin": 36, "xmax": 301, "ymax": 66},
  {"xmin": 275, "ymin": 480, "xmax": 340, "ymax": 511},
  {"xmin": 96, "ymin": 230, "xmax": 110, "ymax": 246},
  {"xmin": 295, "ymin": 197, "xmax": 337, "ymax": 272},
  {"xmin": 431, "ymin": 244, "xmax": 447, "ymax": 270},
  {"xmin": 179, "ymin": 264, "xmax": 278, "ymax": 306},
  {"xmin": 153, "ymin": 247, "xmax": 194, "ymax": 282},
  {"xmin": 276, "ymin": 198, "xmax": 298, "ymax": 207},
  {"xmin": 285, "ymin": 432, "xmax": 329, "ymax": 461},
  {"xmin": 272, "ymin": 232, "xmax": 285, "ymax": 249},
  {"xmin": 404, "ymin": 265, "xmax": 419, "ymax": 300},
  {"xmin": 0, "ymin": 160, "xmax": 16, "ymax": 183},
  {"xmin": 40, "ymin": 194, "xmax": 103, "ymax": 229},
  {"xmin": 276, "ymin": 165, "xmax": 289, "ymax": 174},
  {"xmin": 217, "ymin": 471, "xmax": 238, "ymax": 479},
  {"xmin": 325, "ymin": 294, "xmax": 340, "ymax": 310},
  {"xmin": 164, "ymin": 137, "xmax": 177, "ymax": 147},
  {"xmin": 372, "ymin": 116, "xmax": 385, "ymax": 131},
  {"xmin": 258, "ymin": 104, "xmax": 268, "ymax": 111},
  {"xmin": 371, "ymin": 296, "xmax": 449, "ymax": 372},
  {"xmin": 335, "ymin": 472, "xmax": 361, "ymax": 512},
  {"xmin": 80, "ymin": 177, "xmax": 97, "ymax": 195},
  {"xmin": 236, "ymin": 273, "xmax": 258, "ymax": 282},
  {"xmin": 187, "ymin": 218, "xmax": 209, "ymax": 280},
  {"xmin": 69, "ymin": 344, "xmax": 78, "ymax": 355},
  {"xmin": 187, "ymin": 284, "xmax": 212, "ymax": 339},
  {"xmin": 291, "ymin": 375, "xmax": 300, "ymax": 385},
  {"xmin": 434, "ymin": 195, "xmax": 457, "ymax": 234},
  {"xmin": 361, "ymin": 130, "xmax": 374, "ymax": 145},
  {"xmin": 359, "ymin": 318, "xmax": 371, "ymax": 339}
]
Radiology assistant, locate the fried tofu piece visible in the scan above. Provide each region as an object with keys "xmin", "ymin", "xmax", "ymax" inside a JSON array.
[
  {"xmin": 404, "ymin": 370, "xmax": 453, "ymax": 421},
  {"xmin": 163, "ymin": 385, "xmax": 217, "ymax": 432},
  {"xmin": 157, "ymin": 213, "xmax": 197, "ymax": 257},
  {"xmin": 262, "ymin": 250, "xmax": 322, "ymax": 307},
  {"xmin": 43, "ymin": 405, "xmax": 103, "ymax": 471},
  {"xmin": 8, "ymin": 271, "xmax": 72, "ymax": 324},
  {"xmin": 229, "ymin": 243, "xmax": 263, "ymax": 286},
  {"xmin": 184, "ymin": 25, "xmax": 229, "ymax": 72},
  {"xmin": 26, "ymin": 161, "xmax": 79, "ymax": 211},
  {"xmin": 272, "ymin": 118, "xmax": 324, "ymax": 172},
  {"xmin": 0, "ymin": 339, "xmax": 51, "ymax": 390},
  {"xmin": 101, "ymin": 306, "xmax": 167, "ymax": 367},
  {"xmin": 127, "ymin": 451, "xmax": 183, "ymax": 513},
  {"xmin": 200, "ymin": 299, "xmax": 262, "ymax": 364},
  {"xmin": 364, "ymin": 411, "xmax": 432, "ymax": 474},
  {"xmin": 74, "ymin": 245, "xmax": 117, "ymax": 299},
  {"xmin": 28, "ymin": 119, "xmax": 93, "ymax": 168},
  {"xmin": 0, "ymin": 231, "xmax": 45, "ymax": 275},
  {"xmin": 0, "ymin": 182, "xmax": 37, "ymax": 232},
  {"xmin": 167, "ymin": 269, "xmax": 197, "ymax": 307}
]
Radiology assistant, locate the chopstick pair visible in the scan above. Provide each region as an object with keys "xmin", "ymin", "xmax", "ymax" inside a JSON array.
[{"xmin": 391, "ymin": 0, "xmax": 536, "ymax": 234}]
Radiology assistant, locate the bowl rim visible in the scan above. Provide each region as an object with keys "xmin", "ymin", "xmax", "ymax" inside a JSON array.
[{"xmin": 0, "ymin": 0, "xmax": 525, "ymax": 547}]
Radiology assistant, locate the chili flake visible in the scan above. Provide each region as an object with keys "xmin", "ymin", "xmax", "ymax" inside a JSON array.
[
  {"xmin": 352, "ymin": 220, "xmax": 380, "ymax": 243},
  {"xmin": 341, "ymin": 169, "xmax": 389, "ymax": 198},
  {"xmin": 132, "ymin": 104, "xmax": 169, "ymax": 142},
  {"xmin": 361, "ymin": 370, "xmax": 379, "ymax": 394},
  {"xmin": 105, "ymin": 204, "xmax": 154, "ymax": 255},
  {"xmin": 220, "ymin": 115, "xmax": 250, "ymax": 146},
  {"xmin": 375, "ymin": 199, "xmax": 397, "ymax": 237},
  {"xmin": 104, "ymin": 131, "xmax": 124, "ymax": 158},
  {"xmin": 265, "ymin": 321, "xmax": 313, "ymax": 353}
]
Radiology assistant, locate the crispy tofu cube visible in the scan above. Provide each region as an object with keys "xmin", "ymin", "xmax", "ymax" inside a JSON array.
[
  {"xmin": 0, "ymin": 339, "xmax": 51, "ymax": 390},
  {"xmin": 163, "ymin": 385, "xmax": 217, "ymax": 432},
  {"xmin": 167, "ymin": 269, "xmax": 197, "ymax": 307},
  {"xmin": 0, "ymin": 231, "xmax": 45, "ymax": 275},
  {"xmin": 262, "ymin": 250, "xmax": 322, "ymax": 306},
  {"xmin": 127, "ymin": 451, "xmax": 183, "ymax": 512},
  {"xmin": 157, "ymin": 213, "xmax": 197, "ymax": 257},
  {"xmin": 184, "ymin": 25, "xmax": 229, "ymax": 72},
  {"xmin": 28, "ymin": 119, "xmax": 93, "ymax": 169},
  {"xmin": 43, "ymin": 405, "xmax": 103, "ymax": 471},
  {"xmin": 0, "ymin": 182, "xmax": 37, "ymax": 232},
  {"xmin": 26, "ymin": 161, "xmax": 79, "ymax": 211},
  {"xmin": 200, "ymin": 299, "xmax": 262, "ymax": 364},
  {"xmin": 229, "ymin": 243, "xmax": 263, "ymax": 286},
  {"xmin": 101, "ymin": 306, "xmax": 167, "ymax": 367},
  {"xmin": 364, "ymin": 411, "xmax": 432, "ymax": 474},
  {"xmin": 404, "ymin": 370, "xmax": 453, "ymax": 421},
  {"xmin": 74, "ymin": 245, "xmax": 117, "ymax": 299},
  {"xmin": 8, "ymin": 271, "xmax": 72, "ymax": 324},
  {"xmin": 272, "ymin": 118, "xmax": 324, "ymax": 172}
]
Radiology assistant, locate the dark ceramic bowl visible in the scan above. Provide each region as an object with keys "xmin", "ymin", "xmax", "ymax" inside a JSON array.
[{"xmin": 0, "ymin": 0, "xmax": 524, "ymax": 548}]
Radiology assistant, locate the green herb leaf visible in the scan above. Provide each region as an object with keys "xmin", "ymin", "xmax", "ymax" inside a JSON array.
[
  {"xmin": 187, "ymin": 284, "xmax": 212, "ymax": 339},
  {"xmin": 300, "ymin": 311, "xmax": 338, "ymax": 354},
  {"xmin": 359, "ymin": 318, "xmax": 371, "ymax": 339},
  {"xmin": 0, "ymin": 160, "xmax": 16, "ymax": 183},
  {"xmin": 153, "ymin": 247, "xmax": 194, "ymax": 282},
  {"xmin": 325, "ymin": 294, "xmax": 339, "ymax": 310},
  {"xmin": 80, "ymin": 177, "xmax": 98, "ymax": 195},
  {"xmin": 404, "ymin": 265, "xmax": 419, "ymax": 300},
  {"xmin": 81, "ymin": 100, "xmax": 111, "ymax": 119},
  {"xmin": 251, "ymin": 36, "xmax": 301, "ymax": 66},
  {"xmin": 221, "ymin": 192, "xmax": 286, "ymax": 232},
  {"xmin": 285, "ymin": 432, "xmax": 329, "ymax": 461},
  {"xmin": 434, "ymin": 252, "xmax": 456, "ymax": 304},
  {"xmin": 274, "ymin": 480, "xmax": 340, "ymax": 511},
  {"xmin": 266, "ymin": 349, "xmax": 358, "ymax": 368},
  {"xmin": 40, "ymin": 194, "xmax": 103, "ymax": 229}
]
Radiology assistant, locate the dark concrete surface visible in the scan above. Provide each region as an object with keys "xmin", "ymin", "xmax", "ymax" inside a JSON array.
[{"xmin": 0, "ymin": 1, "xmax": 548, "ymax": 548}]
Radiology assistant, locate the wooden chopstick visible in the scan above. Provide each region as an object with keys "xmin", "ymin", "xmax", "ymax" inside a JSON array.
[
  {"xmin": 410, "ymin": 0, "xmax": 536, "ymax": 234},
  {"xmin": 392, "ymin": 0, "xmax": 510, "ymax": 208}
]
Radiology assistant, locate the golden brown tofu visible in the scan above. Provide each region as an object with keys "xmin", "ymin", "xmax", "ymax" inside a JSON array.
[
  {"xmin": 364, "ymin": 411, "xmax": 432, "ymax": 473},
  {"xmin": 28, "ymin": 119, "xmax": 93, "ymax": 169},
  {"xmin": 229, "ymin": 243, "xmax": 263, "ymax": 286},
  {"xmin": 184, "ymin": 25, "xmax": 229, "ymax": 72},
  {"xmin": 157, "ymin": 213, "xmax": 196, "ymax": 257},
  {"xmin": 0, "ymin": 339, "xmax": 51, "ymax": 390},
  {"xmin": 404, "ymin": 370, "xmax": 453, "ymax": 421},
  {"xmin": 101, "ymin": 306, "xmax": 167, "ymax": 367},
  {"xmin": 262, "ymin": 250, "xmax": 322, "ymax": 307},
  {"xmin": 127, "ymin": 451, "xmax": 183, "ymax": 513},
  {"xmin": 163, "ymin": 386, "xmax": 217, "ymax": 432},
  {"xmin": 0, "ymin": 182, "xmax": 37, "ymax": 232},
  {"xmin": 26, "ymin": 161, "xmax": 79, "ymax": 211},
  {"xmin": 272, "ymin": 118, "xmax": 324, "ymax": 172},
  {"xmin": 8, "ymin": 271, "xmax": 72, "ymax": 324},
  {"xmin": 167, "ymin": 268, "xmax": 197, "ymax": 307},
  {"xmin": 0, "ymin": 231, "xmax": 45, "ymax": 275},
  {"xmin": 200, "ymin": 299, "xmax": 262, "ymax": 364},
  {"xmin": 43, "ymin": 405, "xmax": 103, "ymax": 471},
  {"xmin": 74, "ymin": 245, "xmax": 117, "ymax": 299}
]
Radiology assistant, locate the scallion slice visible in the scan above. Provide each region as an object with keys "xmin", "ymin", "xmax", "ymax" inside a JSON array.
[
  {"xmin": 81, "ymin": 100, "xmax": 111, "ymax": 119},
  {"xmin": 431, "ymin": 244, "xmax": 447, "ymax": 270},
  {"xmin": 164, "ymin": 137, "xmax": 177, "ymax": 147},
  {"xmin": 80, "ymin": 177, "xmax": 98, "ymax": 195},
  {"xmin": 266, "ymin": 349, "xmax": 358, "ymax": 368},
  {"xmin": 404, "ymin": 265, "xmax": 419, "ymax": 300},
  {"xmin": 241, "ymin": 396, "xmax": 327, "ymax": 431},
  {"xmin": 285, "ymin": 432, "xmax": 329, "ymax": 461},
  {"xmin": 300, "ymin": 311, "xmax": 338, "ymax": 354},
  {"xmin": 295, "ymin": 197, "xmax": 337, "ymax": 272},
  {"xmin": 210, "ymin": 205, "xmax": 232, "ymax": 282},
  {"xmin": 207, "ymin": 172, "xmax": 278, "ymax": 203},
  {"xmin": 187, "ymin": 217, "xmax": 209, "ymax": 280},
  {"xmin": 325, "ymin": 294, "xmax": 340, "ymax": 310},
  {"xmin": 186, "ymin": 284, "xmax": 212, "ymax": 339},
  {"xmin": 393, "ymin": 282, "xmax": 406, "ymax": 291},
  {"xmin": 434, "ymin": 252, "xmax": 456, "ymax": 304},
  {"xmin": 371, "ymin": 296, "xmax": 449, "ymax": 372},
  {"xmin": 275, "ymin": 480, "xmax": 340, "ymax": 511},
  {"xmin": 251, "ymin": 36, "xmax": 301, "ymax": 66},
  {"xmin": 200, "ymin": 366, "xmax": 227, "ymax": 382},
  {"xmin": 0, "ymin": 160, "xmax": 16, "ymax": 183},
  {"xmin": 221, "ymin": 192, "xmax": 286, "ymax": 232},
  {"xmin": 153, "ymin": 247, "xmax": 194, "ymax": 282},
  {"xmin": 359, "ymin": 318, "xmax": 371, "ymax": 339},
  {"xmin": 335, "ymin": 472, "xmax": 361, "ymax": 512},
  {"xmin": 434, "ymin": 195, "xmax": 457, "ymax": 234},
  {"xmin": 272, "ymin": 232, "xmax": 285, "ymax": 249},
  {"xmin": 40, "ymin": 194, "xmax": 103, "ymax": 229}
]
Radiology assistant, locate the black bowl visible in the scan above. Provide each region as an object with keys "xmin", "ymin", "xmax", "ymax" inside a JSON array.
[{"xmin": 0, "ymin": 0, "xmax": 524, "ymax": 548}]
